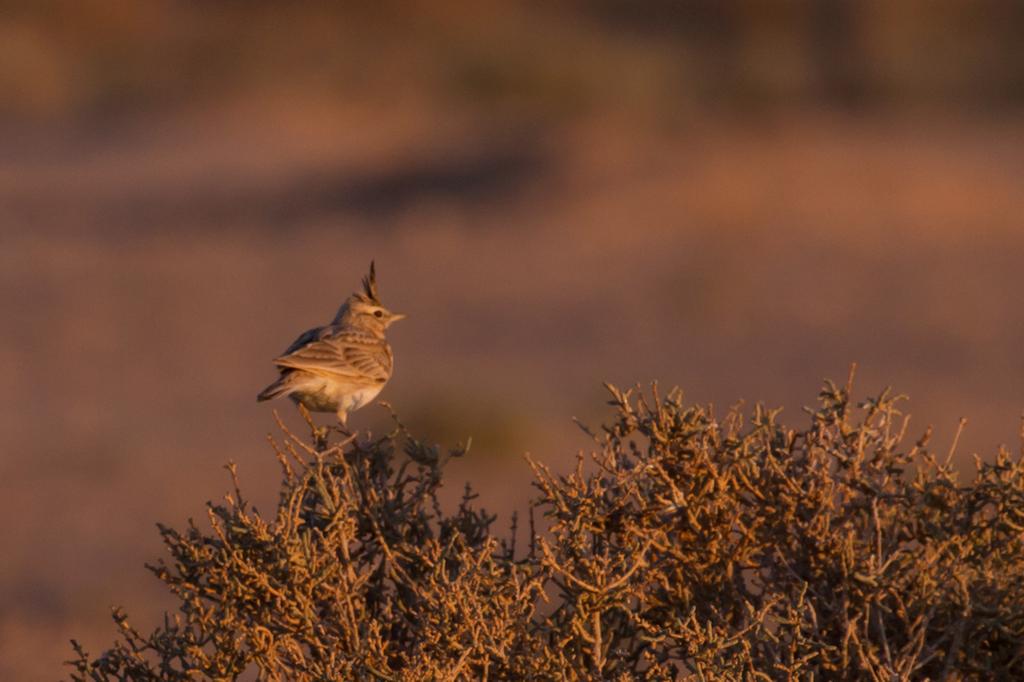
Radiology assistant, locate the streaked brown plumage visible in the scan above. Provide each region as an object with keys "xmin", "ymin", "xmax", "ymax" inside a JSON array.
[{"xmin": 257, "ymin": 262, "xmax": 404, "ymax": 425}]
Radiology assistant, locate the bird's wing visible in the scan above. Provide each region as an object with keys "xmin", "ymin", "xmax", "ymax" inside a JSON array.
[
  {"xmin": 274, "ymin": 330, "xmax": 392, "ymax": 384},
  {"xmin": 280, "ymin": 326, "xmax": 328, "ymax": 357}
]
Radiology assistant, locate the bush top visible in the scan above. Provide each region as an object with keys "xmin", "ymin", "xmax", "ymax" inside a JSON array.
[{"xmin": 70, "ymin": 379, "xmax": 1024, "ymax": 680}]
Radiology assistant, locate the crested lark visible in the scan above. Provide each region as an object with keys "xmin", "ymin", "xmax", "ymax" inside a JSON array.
[{"xmin": 257, "ymin": 262, "xmax": 404, "ymax": 426}]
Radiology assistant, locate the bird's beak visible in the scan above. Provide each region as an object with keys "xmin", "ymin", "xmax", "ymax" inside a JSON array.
[{"xmin": 389, "ymin": 312, "xmax": 407, "ymax": 322}]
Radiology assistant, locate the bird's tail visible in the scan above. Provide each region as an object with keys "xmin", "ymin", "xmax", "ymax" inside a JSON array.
[{"xmin": 257, "ymin": 377, "xmax": 292, "ymax": 402}]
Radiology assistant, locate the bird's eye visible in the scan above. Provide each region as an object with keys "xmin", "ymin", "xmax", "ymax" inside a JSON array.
[{"xmin": 374, "ymin": 310, "xmax": 384, "ymax": 318}]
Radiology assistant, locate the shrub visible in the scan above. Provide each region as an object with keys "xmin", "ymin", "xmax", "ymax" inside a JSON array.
[{"xmin": 69, "ymin": 377, "xmax": 1024, "ymax": 680}]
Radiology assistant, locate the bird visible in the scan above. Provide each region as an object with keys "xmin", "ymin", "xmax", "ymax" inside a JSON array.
[{"xmin": 257, "ymin": 261, "xmax": 404, "ymax": 427}]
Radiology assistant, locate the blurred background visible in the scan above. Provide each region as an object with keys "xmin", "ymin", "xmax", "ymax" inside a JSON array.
[{"xmin": 3, "ymin": 1, "xmax": 1024, "ymax": 676}]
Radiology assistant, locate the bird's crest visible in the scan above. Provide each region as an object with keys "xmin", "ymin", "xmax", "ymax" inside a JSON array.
[{"xmin": 359, "ymin": 261, "xmax": 381, "ymax": 304}]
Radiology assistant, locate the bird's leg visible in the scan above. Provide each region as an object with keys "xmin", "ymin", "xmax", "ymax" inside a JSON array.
[
  {"xmin": 335, "ymin": 409, "xmax": 352, "ymax": 438},
  {"xmin": 313, "ymin": 425, "xmax": 329, "ymax": 452},
  {"xmin": 296, "ymin": 403, "xmax": 329, "ymax": 452}
]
